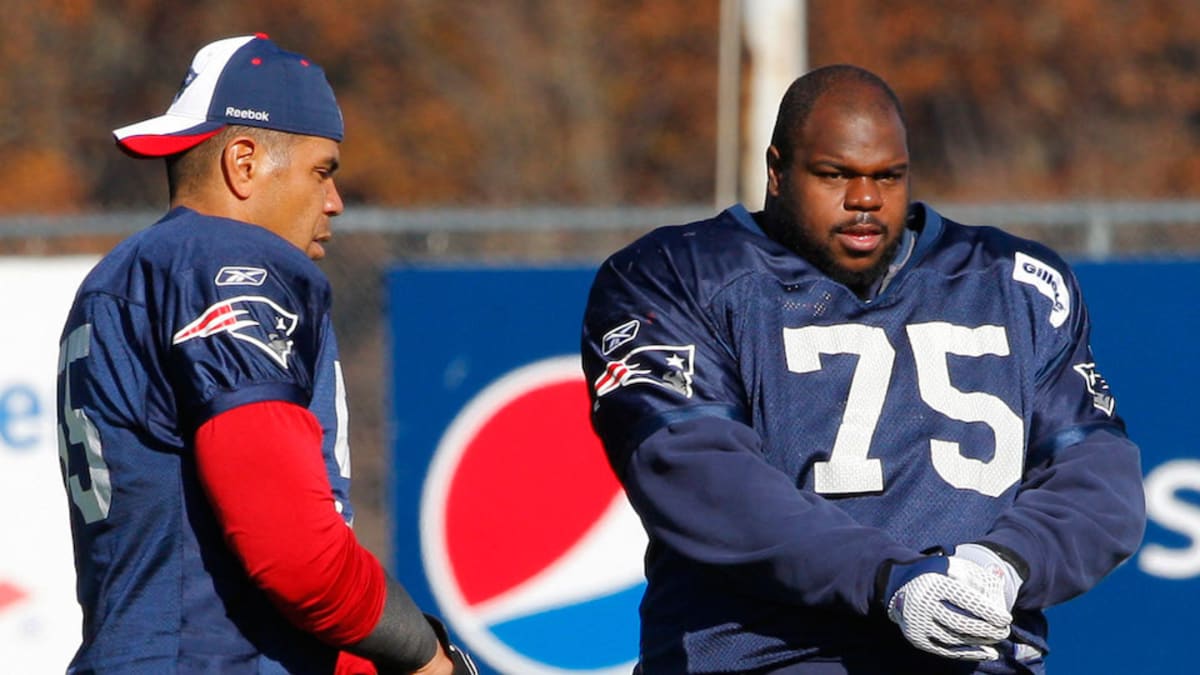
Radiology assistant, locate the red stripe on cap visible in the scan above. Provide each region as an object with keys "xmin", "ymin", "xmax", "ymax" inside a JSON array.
[
  {"xmin": 117, "ymin": 128, "xmax": 224, "ymax": 158},
  {"xmin": 255, "ymin": 32, "xmax": 269, "ymax": 39}
]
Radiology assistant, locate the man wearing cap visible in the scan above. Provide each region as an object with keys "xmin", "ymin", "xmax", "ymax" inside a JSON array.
[{"xmin": 57, "ymin": 34, "xmax": 475, "ymax": 675}]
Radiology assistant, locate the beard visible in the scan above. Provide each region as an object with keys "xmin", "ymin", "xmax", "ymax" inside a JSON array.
[{"xmin": 766, "ymin": 208, "xmax": 903, "ymax": 298}]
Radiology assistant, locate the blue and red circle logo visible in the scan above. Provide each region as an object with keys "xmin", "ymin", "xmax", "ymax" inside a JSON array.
[{"xmin": 420, "ymin": 356, "xmax": 647, "ymax": 674}]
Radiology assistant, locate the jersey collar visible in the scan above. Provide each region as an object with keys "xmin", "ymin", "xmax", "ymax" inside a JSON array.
[{"xmin": 721, "ymin": 200, "xmax": 947, "ymax": 302}]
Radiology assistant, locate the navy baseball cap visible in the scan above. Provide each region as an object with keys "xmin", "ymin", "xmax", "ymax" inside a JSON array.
[{"xmin": 113, "ymin": 33, "xmax": 344, "ymax": 158}]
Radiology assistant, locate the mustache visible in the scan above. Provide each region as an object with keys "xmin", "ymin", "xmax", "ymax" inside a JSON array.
[{"xmin": 834, "ymin": 212, "xmax": 885, "ymax": 231}]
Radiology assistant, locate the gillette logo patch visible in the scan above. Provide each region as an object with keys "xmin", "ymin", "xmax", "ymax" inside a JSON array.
[{"xmin": 1013, "ymin": 252, "xmax": 1070, "ymax": 327}]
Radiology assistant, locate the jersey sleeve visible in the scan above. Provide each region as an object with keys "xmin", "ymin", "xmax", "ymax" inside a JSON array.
[
  {"xmin": 980, "ymin": 252, "xmax": 1145, "ymax": 608},
  {"xmin": 582, "ymin": 235, "xmax": 918, "ymax": 614},
  {"xmin": 164, "ymin": 254, "xmax": 331, "ymax": 429}
]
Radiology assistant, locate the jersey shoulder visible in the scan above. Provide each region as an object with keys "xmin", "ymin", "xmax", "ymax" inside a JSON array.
[
  {"xmin": 81, "ymin": 207, "xmax": 331, "ymax": 306},
  {"xmin": 595, "ymin": 205, "xmax": 792, "ymax": 308},
  {"xmin": 923, "ymin": 205, "xmax": 1073, "ymax": 278},
  {"xmin": 917, "ymin": 204, "xmax": 1080, "ymax": 331},
  {"xmin": 69, "ymin": 208, "xmax": 335, "ymax": 416}
]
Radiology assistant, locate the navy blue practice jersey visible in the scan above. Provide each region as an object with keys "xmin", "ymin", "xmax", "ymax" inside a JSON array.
[
  {"xmin": 581, "ymin": 203, "xmax": 1143, "ymax": 674},
  {"xmin": 56, "ymin": 207, "xmax": 353, "ymax": 674}
]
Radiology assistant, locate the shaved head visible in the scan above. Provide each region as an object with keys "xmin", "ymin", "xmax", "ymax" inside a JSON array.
[{"xmin": 770, "ymin": 64, "xmax": 905, "ymax": 167}]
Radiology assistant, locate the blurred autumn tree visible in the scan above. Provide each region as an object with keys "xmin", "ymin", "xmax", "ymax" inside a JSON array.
[
  {"xmin": 1, "ymin": 0, "xmax": 1196, "ymax": 214},
  {"xmin": 809, "ymin": 0, "xmax": 1200, "ymax": 201}
]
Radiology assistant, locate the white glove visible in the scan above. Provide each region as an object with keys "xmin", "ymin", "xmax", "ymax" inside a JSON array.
[
  {"xmin": 883, "ymin": 555, "xmax": 1013, "ymax": 661},
  {"xmin": 952, "ymin": 543, "xmax": 1023, "ymax": 612}
]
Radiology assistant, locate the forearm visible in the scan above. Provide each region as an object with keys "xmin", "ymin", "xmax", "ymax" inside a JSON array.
[
  {"xmin": 625, "ymin": 415, "xmax": 918, "ymax": 614},
  {"xmin": 345, "ymin": 580, "xmax": 440, "ymax": 673},
  {"xmin": 979, "ymin": 428, "xmax": 1146, "ymax": 608},
  {"xmin": 195, "ymin": 400, "xmax": 440, "ymax": 668}
]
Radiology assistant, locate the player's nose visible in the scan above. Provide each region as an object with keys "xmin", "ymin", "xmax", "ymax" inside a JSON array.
[
  {"xmin": 325, "ymin": 179, "xmax": 344, "ymax": 217},
  {"xmin": 844, "ymin": 176, "xmax": 882, "ymax": 211}
]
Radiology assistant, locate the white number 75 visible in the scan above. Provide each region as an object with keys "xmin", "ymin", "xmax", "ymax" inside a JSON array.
[{"xmin": 783, "ymin": 321, "xmax": 1023, "ymax": 498}]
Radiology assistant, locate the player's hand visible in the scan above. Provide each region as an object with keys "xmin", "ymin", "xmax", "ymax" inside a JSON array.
[
  {"xmin": 423, "ymin": 615, "xmax": 479, "ymax": 675},
  {"xmin": 882, "ymin": 555, "xmax": 1012, "ymax": 661},
  {"xmin": 409, "ymin": 647, "xmax": 453, "ymax": 675},
  {"xmin": 951, "ymin": 543, "xmax": 1023, "ymax": 612},
  {"xmin": 445, "ymin": 642, "xmax": 478, "ymax": 675}
]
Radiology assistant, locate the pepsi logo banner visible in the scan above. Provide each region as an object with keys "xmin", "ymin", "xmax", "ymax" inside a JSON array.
[{"xmin": 387, "ymin": 267, "xmax": 643, "ymax": 675}]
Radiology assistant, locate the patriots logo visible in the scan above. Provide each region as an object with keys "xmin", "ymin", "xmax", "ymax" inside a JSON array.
[
  {"xmin": 594, "ymin": 344, "xmax": 695, "ymax": 398},
  {"xmin": 215, "ymin": 266, "xmax": 268, "ymax": 286},
  {"xmin": 173, "ymin": 295, "xmax": 299, "ymax": 369},
  {"xmin": 1073, "ymin": 362, "xmax": 1116, "ymax": 415},
  {"xmin": 173, "ymin": 67, "xmax": 199, "ymax": 103},
  {"xmin": 601, "ymin": 319, "xmax": 640, "ymax": 355}
]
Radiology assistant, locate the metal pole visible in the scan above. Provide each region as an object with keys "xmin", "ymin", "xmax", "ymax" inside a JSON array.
[
  {"xmin": 740, "ymin": 0, "xmax": 807, "ymax": 208},
  {"xmin": 715, "ymin": 0, "xmax": 743, "ymax": 210}
]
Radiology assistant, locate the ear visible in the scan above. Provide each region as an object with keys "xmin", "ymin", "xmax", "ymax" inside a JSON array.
[
  {"xmin": 221, "ymin": 136, "xmax": 260, "ymax": 200},
  {"xmin": 765, "ymin": 144, "xmax": 785, "ymax": 198}
]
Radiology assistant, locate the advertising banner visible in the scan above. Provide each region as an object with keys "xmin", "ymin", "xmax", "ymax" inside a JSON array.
[
  {"xmin": 1045, "ymin": 260, "xmax": 1199, "ymax": 674},
  {"xmin": 388, "ymin": 261, "xmax": 1199, "ymax": 675},
  {"xmin": 388, "ymin": 266, "xmax": 642, "ymax": 675},
  {"xmin": 0, "ymin": 256, "xmax": 97, "ymax": 674}
]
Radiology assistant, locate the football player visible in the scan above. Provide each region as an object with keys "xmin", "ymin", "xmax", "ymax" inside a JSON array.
[
  {"xmin": 56, "ymin": 34, "xmax": 475, "ymax": 675},
  {"xmin": 581, "ymin": 64, "xmax": 1145, "ymax": 674}
]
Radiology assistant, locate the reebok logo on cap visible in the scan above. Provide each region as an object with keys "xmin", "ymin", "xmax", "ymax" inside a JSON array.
[
  {"xmin": 225, "ymin": 107, "xmax": 270, "ymax": 121},
  {"xmin": 113, "ymin": 33, "xmax": 343, "ymax": 158}
]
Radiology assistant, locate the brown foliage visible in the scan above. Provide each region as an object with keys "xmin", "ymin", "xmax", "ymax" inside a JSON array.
[
  {"xmin": 0, "ymin": 0, "xmax": 1196, "ymax": 213},
  {"xmin": 808, "ymin": 1, "xmax": 1200, "ymax": 200}
]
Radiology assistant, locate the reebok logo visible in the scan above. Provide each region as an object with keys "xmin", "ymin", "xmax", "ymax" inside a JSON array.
[
  {"xmin": 601, "ymin": 319, "xmax": 640, "ymax": 355},
  {"xmin": 225, "ymin": 106, "xmax": 270, "ymax": 121},
  {"xmin": 215, "ymin": 266, "xmax": 268, "ymax": 287}
]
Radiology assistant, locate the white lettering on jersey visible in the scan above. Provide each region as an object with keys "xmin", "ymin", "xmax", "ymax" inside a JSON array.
[
  {"xmin": 601, "ymin": 319, "xmax": 640, "ymax": 355},
  {"xmin": 173, "ymin": 295, "xmax": 298, "ymax": 369},
  {"xmin": 1012, "ymin": 252, "xmax": 1070, "ymax": 327},
  {"xmin": 57, "ymin": 323, "xmax": 112, "ymax": 523},
  {"xmin": 215, "ymin": 266, "xmax": 268, "ymax": 286},
  {"xmin": 333, "ymin": 360, "xmax": 351, "ymax": 480},
  {"xmin": 333, "ymin": 360, "xmax": 353, "ymax": 525},
  {"xmin": 594, "ymin": 344, "xmax": 695, "ymax": 398}
]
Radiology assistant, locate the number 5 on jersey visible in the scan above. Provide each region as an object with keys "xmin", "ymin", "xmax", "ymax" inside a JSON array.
[{"xmin": 58, "ymin": 323, "xmax": 112, "ymax": 523}]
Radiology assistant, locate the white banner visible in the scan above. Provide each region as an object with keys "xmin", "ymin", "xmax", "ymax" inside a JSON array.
[{"xmin": 0, "ymin": 256, "xmax": 97, "ymax": 673}]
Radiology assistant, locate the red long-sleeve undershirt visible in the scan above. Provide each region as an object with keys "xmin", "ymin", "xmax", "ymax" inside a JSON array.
[{"xmin": 194, "ymin": 400, "xmax": 386, "ymax": 650}]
